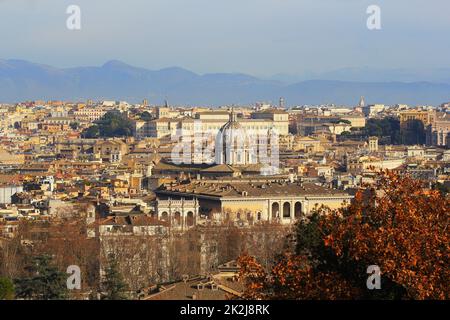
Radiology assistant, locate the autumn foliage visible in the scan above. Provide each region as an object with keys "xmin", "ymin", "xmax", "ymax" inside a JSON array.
[{"xmin": 238, "ymin": 171, "xmax": 450, "ymax": 300}]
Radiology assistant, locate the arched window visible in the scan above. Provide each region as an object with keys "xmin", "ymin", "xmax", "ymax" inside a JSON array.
[
  {"xmin": 294, "ymin": 202, "xmax": 302, "ymax": 218},
  {"xmin": 271, "ymin": 203, "xmax": 279, "ymax": 218},
  {"xmin": 174, "ymin": 212, "xmax": 181, "ymax": 226},
  {"xmin": 186, "ymin": 211, "xmax": 194, "ymax": 226},
  {"xmin": 283, "ymin": 202, "xmax": 291, "ymax": 218}
]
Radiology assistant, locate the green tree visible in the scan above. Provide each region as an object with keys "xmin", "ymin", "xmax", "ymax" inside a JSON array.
[
  {"xmin": 363, "ymin": 117, "xmax": 402, "ymax": 144},
  {"xmin": 14, "ymin": 255, "xmax": 67, "ymax": 300},
  {"xmin": 0, "ymin": 277, "xmax": 15, "ymax": 300},
  {"xmin": 102, "ymin": 256, "xmax": 128, "ymax": 300},
  {"xmin": 139, "ymin": 111, "xmax": 153, "ymax": 121},
  {"xmin": 433, "ymin": 182, "xmax": 450, "ymax": 196},
  {"xmin": 81, "ymin": 125, "xmax": 100, "ymax": 138},
  {"xmin": 82, "ymin": 111, "xmax": 134, "ymax": 138},
  {"xmin": 69, "ymin": 122, "xmax": 80, "ymax": 130}
]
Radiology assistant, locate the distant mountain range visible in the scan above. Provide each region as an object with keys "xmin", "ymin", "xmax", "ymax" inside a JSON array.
[
  {"xmin": 0, "ymin": 59, "xmax": 449, "ymax": 106},
  {"xmin": 268, "ymin": 67, "xmax": 450, "ymax": 84}
]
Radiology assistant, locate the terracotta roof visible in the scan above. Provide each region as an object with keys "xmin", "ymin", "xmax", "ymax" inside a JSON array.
[
  {"xmin": 157, "ymin": 180, "xmax": 352, "ymax": 199},
  {"xmin": 144, "ymin": 277, "xmax": 237, "ymax": 300},
  {"xmin": 201, "ymin": 164, "xmax": 240, "ymax": 173}
]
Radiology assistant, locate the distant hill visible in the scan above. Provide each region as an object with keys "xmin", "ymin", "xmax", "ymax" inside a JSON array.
[
  {"xmin": 0, "ymin": 59, "xmax": 449, "ymax": 105},
  {"xmin": 269, "ymin": 67, "xmax": 450, "ymax": 84}
]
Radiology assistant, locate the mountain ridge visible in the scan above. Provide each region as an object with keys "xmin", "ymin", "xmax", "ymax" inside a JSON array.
[{"xmin": 0, "ymin": 59, "xmax": 449, "ymax": 106}]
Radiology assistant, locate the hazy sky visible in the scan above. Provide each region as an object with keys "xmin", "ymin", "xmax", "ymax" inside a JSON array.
[{"xmin": 0, "ymin": 0, "xmax": 449, "ymax": 76}]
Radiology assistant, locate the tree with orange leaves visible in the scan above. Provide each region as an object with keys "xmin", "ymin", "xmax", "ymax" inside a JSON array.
[{"xmin": 238, "ymin": 171, "xmax": 449, "ymax": 300}]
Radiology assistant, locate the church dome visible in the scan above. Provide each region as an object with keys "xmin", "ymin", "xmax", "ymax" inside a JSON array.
[
  {"xmin": 215, "ymin": 110, "xmax": 254, "ymax": 165},
  {"xmin": 219, "ymin": 115, "xmax": 243, "ymax": 132}
]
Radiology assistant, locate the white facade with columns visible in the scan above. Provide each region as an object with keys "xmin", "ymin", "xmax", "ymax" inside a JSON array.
[{"xmin": 156, "ymin": 198, "xmax": 199, "ymax": 230}]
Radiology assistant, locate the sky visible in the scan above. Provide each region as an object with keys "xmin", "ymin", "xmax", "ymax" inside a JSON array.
[{"xmin": 0, "ymin": 0, "xmax": 449, "ymax": 76}]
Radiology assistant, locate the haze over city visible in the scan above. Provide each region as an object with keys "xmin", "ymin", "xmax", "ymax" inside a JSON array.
[{"xmin": 1, "ymin": 0, "xmax": 450, "ymax": 76}]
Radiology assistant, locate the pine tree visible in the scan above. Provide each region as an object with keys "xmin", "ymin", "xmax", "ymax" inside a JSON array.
[
  {"xmin": 0, "ymin": 277, "xmax": 15, "ymax": 300},
  {"xmin": 101, "ymin": 256, "xmax": 128, "ymax": 300},
  {"xmin": 14, "ymin": 255, "xmax": 67, "ymax": 300}
]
